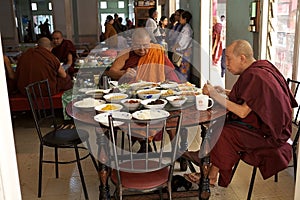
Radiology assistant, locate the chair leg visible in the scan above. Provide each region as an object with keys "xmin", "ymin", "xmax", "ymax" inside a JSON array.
[
  {"xmin": 38, "ymin": 144, "xmax": 43, "ymax": 197},
  {"xmin": 230, "ymin": 160, "xmax": 240, "ymax": 182},
  {"xmin": 55, "ymin": 147, "xmax": 59, "ymax": 178},
  {"xmin": 159, "ymin": 188, "xmax": 163, "ymax": 200},
  {"xmin": 75, "ymin": 145, "xmax": 89, "ymax": 200},
  {"xmin": 85, "ymin": 140, "xmax": 98, "ymax": 171},
  {"xmin": 274, "ymin": 173, "xmax": 278, "ymax": 182},
  {"xmin": 293, "ymin": 145, "xmax": 298, "ymax": 182},
  {"xmin": 247, "ymin": 167, "xmax": 257, "ymax": 200}
]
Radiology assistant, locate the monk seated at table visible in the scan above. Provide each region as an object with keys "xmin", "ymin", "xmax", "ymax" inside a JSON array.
[
  {"xmin": 16, "ymin": 37, "xmax": 73, "ymax": 97},
  {"xmin": 183, "ymin": 40, "xmax": 297, "ymax": 187},
  {"xmin": 106, "ymin": 28, "xmax": 185, "ymax": 84},
  {"xmin": 106, "ymin": 28, "xmax": 184, "ymax": 153}
]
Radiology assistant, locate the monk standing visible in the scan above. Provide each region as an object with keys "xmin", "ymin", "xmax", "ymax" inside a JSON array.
[
  {"xmin": 16, "ymin": 37, "xmax": 73, "ymax": 96},
  {"xmin": 184, "ymin": 40, "xmax": 297, "ymax": 187},
  {"xmin": 51, "ymin": 30, "xmax": 77, "ymax": 78}
]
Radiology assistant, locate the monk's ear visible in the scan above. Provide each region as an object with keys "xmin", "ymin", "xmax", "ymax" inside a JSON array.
[{"xmin": 240, "ymin": 54, "xmax": 247, "ymax": 63}]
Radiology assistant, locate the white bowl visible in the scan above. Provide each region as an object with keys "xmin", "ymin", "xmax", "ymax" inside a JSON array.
[
  {"xmin": 166, "ymin": 96, "xmax": 188, "ymax": 107},
  {"xmin": 103, "ymin": 93, "xmax": 128, "ymax": 103},
  {"xmin": 73, "ymin": 98, "xmax": 106, "ymax": 110},
  {"xmin": 160, "ymin": 82, "xmax": 178, "ymax": 89},
  {"xmin": 85, "ymin": 89, "xmax": 110, "ymax": 99},
  {"xmin": 94, "ymin": 103, "xmax": 123, "ymax": 114},
  {"xmin": 121, "ymin": 98, "xmax": 142, "ymax": 111},
  {"xmin": 137, "ymin": 89, "xmax": 161, "ymax": 100},
  {"xmin": 141, "ymin": 99, "xmax": 167, "ymax": 109},
  {"xmin": 178, "ymin": 91, "xmax": 197, "ymax": 102}
]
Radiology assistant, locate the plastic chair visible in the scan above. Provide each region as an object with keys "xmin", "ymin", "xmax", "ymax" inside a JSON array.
[
  {"xmin": 25, "ymin": 79, "xmax": 97, "ymax": 200},
  {"xmin": 107, "ymin": 113, "xmax": 182, "ymax": 200},
  {"xmin": 231, "ymin": 78, "xmax": 300, "ymax": 200}
]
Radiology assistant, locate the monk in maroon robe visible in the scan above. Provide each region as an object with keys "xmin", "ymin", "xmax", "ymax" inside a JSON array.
[
  {"xmin": 16, "ymin": 37, "xmax": 73, "ymax": 96},
  {"xmin": 183, "ymin": 40, "xmax": 297, "ymax": 187},
  {"xmin": 51, "ymin": 30, "xmax": 77, "ymax": 78},
  {"xmin": 106, "ymin": 28, "xmax": 181, "ymax": 83}
]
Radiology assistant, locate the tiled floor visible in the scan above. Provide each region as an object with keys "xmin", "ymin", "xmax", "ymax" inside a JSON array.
[{"xmin": 12, "ymin": 111, "xmax": 296, "ymax": 200}]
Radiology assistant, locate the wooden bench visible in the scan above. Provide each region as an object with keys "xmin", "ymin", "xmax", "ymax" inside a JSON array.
[{"xmin": 9, "ymin": 91, "xmax": 64, "ymax": 112}]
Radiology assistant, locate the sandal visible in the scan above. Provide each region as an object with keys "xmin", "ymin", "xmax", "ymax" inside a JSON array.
[{"xmin": 183, "ymin": 172, "xmax": 201, "ymax": 185}]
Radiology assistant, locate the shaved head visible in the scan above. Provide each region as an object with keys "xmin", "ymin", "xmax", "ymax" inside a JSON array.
[{"xmin": 37, "ymin": 37, "xmax": 52, "ymax": 49}]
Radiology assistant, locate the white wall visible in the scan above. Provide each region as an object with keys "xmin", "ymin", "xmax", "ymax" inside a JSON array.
[{"xmin": 0, "ymin": 35, "xmax": 22, "ymax": 200}]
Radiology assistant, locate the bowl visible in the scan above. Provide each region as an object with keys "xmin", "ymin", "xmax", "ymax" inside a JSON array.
[
  {"xmin": 121, "ymin": 98, "xmax": 142, "ymax": 111},
  {"xmin": 85, "ymin": 89, "xmax": 110, "ymax": 99},
  {"xmin": 178, "ymin": 91, "xmax": 198, "ymax": 102},
  {"xmin": 103, "ymin": 93, "xmax": 128, "ymax": 103},
  {"xmin": 141, "ymin": 99, "xmax": 167, "ymax": 109},
  {"xmin": 94, "ymin": 103, "xmax": 123, "ymax": 114},
  {"xmin": 73, "ymin": 98, "xmax": 106, "ymax": 110},
  {"xmin": 166, "ymin": 96, "xmax": 188, "ymax": 107},
  {"xmin": 160, "ymin": 89, "xmax": 178, "ymax": 99},
  {"xmin": 137, "ymin": 89, "xmax": 161, "ymax": 100}
]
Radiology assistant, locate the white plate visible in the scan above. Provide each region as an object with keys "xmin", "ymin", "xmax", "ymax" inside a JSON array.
[
  {"xmin": 73, "ymin": 98, "xmax": 106, "ymax": 109},
  {"xmin": 78, "ymin": 88, "xmax": 94, "ymax": 93},
  {"xmin": 130, "ymin": 81, "xmax": 157, "ymax": 90},
  {"xmin": 160, "ymin": 82, "xmax": 178, "ymax": 89},
  {"xmin": 85, "ymin": 89, "xmax": 111, "ymax": 98},
  {"xmin": 132, "ymin": 109, "xmax": 170, "ymax": 120},
  {"xmin": 94, "ymin": 111, "xmax": 132, "ymax": 127}
]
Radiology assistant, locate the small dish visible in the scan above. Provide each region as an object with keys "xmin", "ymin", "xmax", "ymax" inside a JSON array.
[
  {"xmin": 160, "ymin": 82, "xmax": 178, "ymax": 89},
  {"xmin": 132, "ymin": 109, "xmax": 170, "ymax": 120},
  {"xmin": 94, "ymin": 103, "xmax": 123, "ymax": 114},
  {"xmin": 121, "ymin": 98, "xmax": 142, "ymax": 111},
  {"xmin": 94, "ymin": 111, "xmax": 132, "ymax": 127},
  {"xmin": 141, "ymin": 99, "xmax": 167, "ymax": 109},
  {"xmin": 103, "ymin": 93, "xmax": 128, "ymax": 103},
  {"xmin": 85, "ymin": 89, "xmax": 110, "ymax": 99},
  {"xmin": 166, "ymin": 96, "xmax": 187, "ymax": 107},
  {"xmin": 137, "ymin": 89, "xmax": 161, "ymax": 99}
]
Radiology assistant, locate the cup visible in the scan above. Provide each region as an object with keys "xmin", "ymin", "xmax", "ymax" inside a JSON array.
[{"xmin": 196, "ymin": 94, "xmax": 214, "ymax": 110}]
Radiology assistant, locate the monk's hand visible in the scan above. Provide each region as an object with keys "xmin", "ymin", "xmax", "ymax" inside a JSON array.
[
  {"xmin": 125, "ymin": 68, "xmax": 136, "ymax": 78},
  {"xmin": 203, "ymin": 83, "xmax": 218, "ymax": 98},
  {"xmin": 214, "ymin": 85, "xmax": 225, "ymax": 94}
]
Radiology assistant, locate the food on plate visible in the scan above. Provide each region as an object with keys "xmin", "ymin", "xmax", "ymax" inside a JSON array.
[
  {"xmin": 107, "ymin": 95, "xmax": 126, "ymax": 101},
  {"xmin": 161, "ymin": 89, "xmax": 176, "ymax": 97},
  {"xmin": 125, "ymin": 99, "xmax": 140, "ymax": 104},
  {"xmin": 101, "ymin": 104, "xmax": 119, "ymax": 111},
  {"xmin": 138, "ymin": 90, "xmax": 160, "ymax": 95},
  {"xmin": 147, "ymin": 99, "xmax": 165, "ymax": 105}
]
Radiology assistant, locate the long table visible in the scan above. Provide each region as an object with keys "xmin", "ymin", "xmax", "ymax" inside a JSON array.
[{"xmin": 66, "ymin": 99, "xmax": 227, "ymax": 200}]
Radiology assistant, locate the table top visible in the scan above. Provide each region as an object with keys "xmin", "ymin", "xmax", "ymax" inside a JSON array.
[{"xmin": 66, "ymin": 100, "xmax": 227, "ymax": 129}]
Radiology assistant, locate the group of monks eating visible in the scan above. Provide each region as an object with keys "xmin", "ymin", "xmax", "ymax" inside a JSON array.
[{"xmin": 6, "ymin": 27, "xmax": 298, "ymax": 190}]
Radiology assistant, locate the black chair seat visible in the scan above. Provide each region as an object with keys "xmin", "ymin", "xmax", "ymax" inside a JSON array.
[{"xmin": 43, "ymin": 129, "xmax": 89, "ymax": 147}]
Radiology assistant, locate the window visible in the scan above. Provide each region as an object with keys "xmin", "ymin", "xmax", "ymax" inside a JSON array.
[
  {"xmin": 48, "ymin": 2, "xmax": 52, "ymax": 11},
  {"xmin": 100, "ymin": 2, "xmax": 107, "ymax": 9},
  {"xmin": 118, "ymin": 1, "xmax": 125, "ymax": 8},
  {"xmin": 31, "ymin": 3, "xmax": 37, "ymax": 11}
]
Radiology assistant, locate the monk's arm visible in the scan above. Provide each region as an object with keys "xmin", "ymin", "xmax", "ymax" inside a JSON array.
[
  {"xmin": 204, "ymin": 84, "xmax": 251, "ymax": 118},
  {"xmin": 106, "ymin": 52, "xmax": 129, "ymax": 80},
  {"xmin": 66, "ymin": 53, "xmax": 73, "ymax": 66},
  {"xmin": 57, "ymin": 65, "xmax": 67, "ymax": 78},
  {"xmin": 4, "ymin": 56, "xmax": 15, "ymax": 80}
]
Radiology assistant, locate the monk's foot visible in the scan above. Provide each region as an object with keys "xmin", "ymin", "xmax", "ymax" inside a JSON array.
[
  {"xmin": 184, "ymin": 172, "xmax": 201, "ymax": 185},
  {"xmin": 208, "ymin": 165, "xmax": 219, "ymax": 186},
  {"xmin": 181, "ymin": 151, "xmax": 201, "ymax": 166}
]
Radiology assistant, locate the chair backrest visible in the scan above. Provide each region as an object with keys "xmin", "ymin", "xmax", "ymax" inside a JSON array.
[
  {"xmin": 287, "ymin": 78, "xmax": 300, "ymax": 126},
  {"xmin": 25, "ymin": 79, "xmax": 57, "ymax": 142},
  {"xmin": 107, "ymin": 113, "xmax": 182, "ymax": 183}
]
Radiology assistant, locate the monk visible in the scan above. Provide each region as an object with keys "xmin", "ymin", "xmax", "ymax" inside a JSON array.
[
  {"xmin": 183, "ymin": 40, "xmax": 297, "ymax": 187},
  {"xmin": 16, "ymin": 37, "xmax": 73, "ymax": 96},
  {"xmin": 106, "ymin": 28, "xmax": 181, "ymax": 83},
  {"xmin": 51, "ymin": 30, "xmax": 77, "ymax": 78}
]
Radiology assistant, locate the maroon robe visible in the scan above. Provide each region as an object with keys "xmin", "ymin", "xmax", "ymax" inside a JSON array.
[
  {"xmin": 51, "ymin": 39, "xmax": 77, "ymax": 77},
  {"xmin": 210, "ymin": 60, "xmax": 297, "ymax": 187},
  {"xmin": 16, "ymin": 46, "xmax": 73, "ymax": 96}
]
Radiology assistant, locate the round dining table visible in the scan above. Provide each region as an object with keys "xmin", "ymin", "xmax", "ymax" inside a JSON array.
[{"xmin": 66, "ymin": 100, "xmax": 227, "ymax": 200}]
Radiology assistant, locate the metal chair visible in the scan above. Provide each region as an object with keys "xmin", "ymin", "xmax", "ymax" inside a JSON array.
[
  {"xmin": 230, "ymin": 78, "xmax": 300, "ymax": 200},
  {"xmin": 25, "ymin": 79, "xmax": 97, "ymax": 200},
  {"xmin": 107, "ymin": 113, "xmax": 182, "ymax": 200}
]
